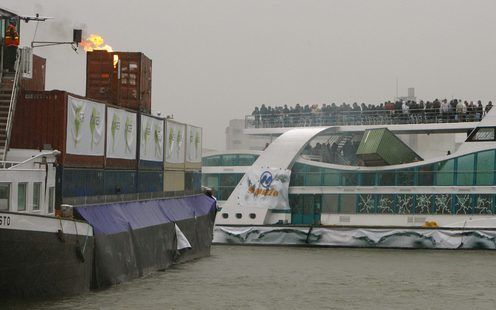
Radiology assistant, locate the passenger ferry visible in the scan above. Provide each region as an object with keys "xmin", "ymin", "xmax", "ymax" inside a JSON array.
[{"xmin": 205, "ymin": 106, "xmax": 496, "ymax": 249}]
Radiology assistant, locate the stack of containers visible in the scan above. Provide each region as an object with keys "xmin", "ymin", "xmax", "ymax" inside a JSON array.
[
  {"xmin": 137, "ymin": 113, "xmax": 164, "ymax": 193},
  {"xmin": 86, "ymin": 51, "xmax": 154, "ymax": 195},
  {"xmin": 184, "ymin": 124, "xmax": 203, "ymax": 191},
  {"xmin": 20, "ymin": 54, "xmax": 46, "ymax": 91},
  {"xmin": 11, "ymin": 50, "xmax": 202, "ymax": 203},
  {"xmin": 104, "ymin": 105, "xmax": 138, "ymax": 195},
  {"xmin": 86, "ymin": 51, "xmax": 152, "ymax": 113},
  {"xmin": 11, "ymin": 91, "xmax": 107, "ymax": 202},
  {"xmin": 164, "ymin": 119, "xmax": 186, "ymax": 192}
]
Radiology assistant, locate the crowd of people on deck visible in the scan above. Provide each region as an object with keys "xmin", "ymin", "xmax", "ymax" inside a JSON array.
[{"xmin": 250, "ymin": 99, "xmax": 494, "ymax": 128}]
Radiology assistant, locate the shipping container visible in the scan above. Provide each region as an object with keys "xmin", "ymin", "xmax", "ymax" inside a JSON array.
[
  {"xmin": 11, "ymin": 90, "xmax": 106, "ymax": 168},
  {"xmin": 56, "ymin": 167, "xmax": 105, "ymax": 199},
  {"xmin": 356, "ymin": 128, "xmax": 422, "ymax": 166},
  {"xmin": 86, "ymin": 51, "xmax": 152, "ymax": 113},
  {"xmin": 184, "ymin": 124, "xmax": 202, "ymax": 170},
  {"xmin": 137, "ymin": 113, "xmax": 164, "ymax": 171},
  {"xmin": 137, "ymin": 170, "xmax": 163, "ymax": 193},
  {"xmin": 104, "ymin": 169, "xmax": 137, "ymax": 195},
  {"xmin": 20, "ymin": 54, "xmax": 46, "ymax": 91},
  {"xmin": 163, "ymin": 169, "xmax": 185, "ymax": 192},
  {"xmin": 105, "ymin": 105, "xmax": 138, "ymax": 169},
  {"xmin": 164, "ymin": 119, "xmax": 186, "ymax": 170}
]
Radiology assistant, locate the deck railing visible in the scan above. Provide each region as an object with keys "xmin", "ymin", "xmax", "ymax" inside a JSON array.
[{"xmin": 245, "ymin": 109, "xmax": 487, "ymax": 129}]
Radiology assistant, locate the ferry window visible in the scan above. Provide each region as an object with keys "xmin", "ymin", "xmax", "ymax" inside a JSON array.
[
  {"xmin": 358, "ymin": 194, "xmax": 376, "ymax": 214},
  {"xmin": 238, "ymin": 154, "xmax": 258, "ymax": 166},
  {"xmin": 305, "ymin": 166, "xmax": 321, "ymax": 186},
  {"xmin": 249, "ymin": 213, "xmax": 256, "ymax": 219},
  {"xmin": 48, "ymin": 187, "xmax": 55, "ymax": 214},
  {"xmin": 203, "ymin": 155, "xmax": 221, "ymax": 166},
  {"xmin": 476, "ymin": 150, "xmax": 495, "ymax": 185},
  {"xmin": 415, "ymin": 194, "xmax": 434, "ymax": 214},
  {"xmin": 203, "ymin": 174, "xmax": 219, "ymax": 189},
  {"xmin": 377, "ymin": 171, "xmax": 396, "ymax": 186},
  {"xmin": 475, "ymin": 195, "xmax": 493, "ymax": 214},
  {"xmin": 457, "ymin": 154, "xmax": 475, "ymax": 186},
  {"xmin": 360, "ymin": 172, "xmax": 377, "ymax": 186},
  {"xmin": 434, "ymin": 194, "xmax": 452, "ymax": 214},
  {"xmin": 221, "ymin": 174, "xmax": 240, "ymax": 187},
  {"xmin": 467, "ymin": 128, "xmax": 495, "ymax": 142},
  {"xmin": 436, "ymin": 160, "xmax": 454, "ymax": 185},
  {"xmin": 17, "ymin": 183, "xmax": 27, "ymax": 211},
  {"xmin": 418, "ymin": 165, "xmax": 435, "ymax": 186},
  {"xmin": 340, "ymin": 194, "xmax": 357, "ymax": 214},
  {"xmin": 323, "ymin": 170, "xmax": 340, "ymax": 186},
  {"xmin": 33, "ymin": 182, "xmax": 41, "ymax": 211},
  {"xmin": 454, "ymin": 194, "xmax": 473, "ymax": 215},
  {"xmin": 221, "ymin": 155, "xmax": 238, "ymax": 166},
  {"xmin": 397, "ymin": 169, "xmax": 415, "ymax": 186},
  {"xmin": 341, "ymin": 172, "xmax": 358, "ymax": 186},
  {"xmin": 290, "ymin": 171, "xmax": 304, "ymax": 186},
  {"xmin": 322, "ymin": 194, "xmax": 339, "ymax": 213},
  {"xmin": 0, "ymin": 183, "xmax": 10, "ymax": 211},
  {"xmin": 222, "ymin": 213, "xmax": 229, "ymax": 219},
  {"xmin": 377, "ymin": 194, "xmax": 394, "ymax": 214},
  {"xmin": 235, "ymin": 213, "xmax": 242, "ymax": 219}
]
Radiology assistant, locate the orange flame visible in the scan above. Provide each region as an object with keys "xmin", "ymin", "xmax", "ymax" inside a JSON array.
[{"xmin": 80, "ymin": 34, "xmax": 113, "ymax": 52}]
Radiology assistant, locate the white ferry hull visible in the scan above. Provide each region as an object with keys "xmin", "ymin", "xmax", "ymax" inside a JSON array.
[{"xmin": 214, "ymin": 225, "xmax": 496, "ymax": 249}]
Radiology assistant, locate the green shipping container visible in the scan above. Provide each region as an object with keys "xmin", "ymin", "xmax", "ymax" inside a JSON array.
[{"xmin": 356, "ymin": 128, "xmax": 422, "ymax": 166}]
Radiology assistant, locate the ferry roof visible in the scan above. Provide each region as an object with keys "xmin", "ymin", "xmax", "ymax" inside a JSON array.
[{"xmin": 244, "ymin": 121, "xmax": 481, "ymax": 136}]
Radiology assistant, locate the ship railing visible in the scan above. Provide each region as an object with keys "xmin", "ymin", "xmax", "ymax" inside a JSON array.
[
  {"xmin": 0, "ymin": 160, "xmax": 21, "ymax": 169},
  {"xmin": 245, "ymin": 109, "xmax": 487, "ymax": 129},
  {"xmin": 63, "ymin": 189, "xmax": 203, "ymax": 206},
  {"xmin": 2, "ymin": 48, "xmax": 24, "ymax": 161}
]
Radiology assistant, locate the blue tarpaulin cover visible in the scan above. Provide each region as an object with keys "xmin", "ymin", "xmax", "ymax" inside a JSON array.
[{"xmin": 76, "ymin": 195, "xmax": 216, "ymax": 235}]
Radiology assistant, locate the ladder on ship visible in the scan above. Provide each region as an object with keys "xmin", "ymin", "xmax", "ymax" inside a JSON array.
[{"xmin": 0, "ymin": 49, "xmax": 23, "ymax": 162}]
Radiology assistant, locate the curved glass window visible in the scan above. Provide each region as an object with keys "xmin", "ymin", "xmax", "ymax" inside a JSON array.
[
  {"xmin": 476, "ymin": 150, "xmax": 495, "ymax": 185},
  {"xmin": 305, "ymin": 166, "xmax": 321, "ymax": 186},
  {"xmin": 341, "ymin": 172, "xmax": 358, "ymax": 186},
  {"xmin": 360, "ymin": 172, "xmax": 376, "ymax": 186},
  {"xmin": 322, "ymin": 171, "xmax": 340, "ymax": 186},
  {"xmin": 238, "ymin": 154, "xmax": 258, "ymax": 166},
  {"xmin": 203, "ymin": 155, "xmax": 221, "ymax": 166},
  {"xmin": 202, "ymin": 154, "xmax": 259, "ymax": 166},
  {"xmin": 436, "ymin": 160, "xmax": 454, "ymax": 186},
  {"xmin": 292, "ymin": 149, "xmax": 496, "ymax": 187},
  {"xmin": 397, "ymin": 168, "xmax": 415, "ymax": 186},
  {"xmin": 377, "ymin": 171, "xmax": 396, "ymax": 186},
  {"xmin": 457, "ymin": 154, "xmax": 475, "ymax": 185},
  {"xmin": 467, "ymin": 127, "xmax": 496, "ymax": 142},
  {"xmin": 418, "ymin": 165, "xmax": 435, "ymax": 186},
  {"xmin": 222, "ymin": 155, "xmax": 238, "ymax": 166}
]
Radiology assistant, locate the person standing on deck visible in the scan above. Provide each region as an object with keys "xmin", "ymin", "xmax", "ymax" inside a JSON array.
[{"xmin": 3, "ymin": 20, "xmax": 19, "ymax": 72}]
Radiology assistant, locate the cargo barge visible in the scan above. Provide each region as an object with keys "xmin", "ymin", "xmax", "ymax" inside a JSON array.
[{"xmin": 0, "ymin": 9, "xmax": 214, "ymax": 297}]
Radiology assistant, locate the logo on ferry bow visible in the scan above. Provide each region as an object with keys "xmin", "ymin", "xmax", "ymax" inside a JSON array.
[{"xmin": 260, "ymin": 171, "xmax": 273, "ymax": 189}]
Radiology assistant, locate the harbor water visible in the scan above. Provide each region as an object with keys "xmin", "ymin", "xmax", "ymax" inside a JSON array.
[{"xmin": 14, "ymin": 245, "xmax": 496, "ymax": 310}]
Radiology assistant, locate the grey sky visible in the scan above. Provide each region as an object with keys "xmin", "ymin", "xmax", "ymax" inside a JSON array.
[{"xmin": 5, "ymin": 0, "xmax": 496, "ymax": 150}]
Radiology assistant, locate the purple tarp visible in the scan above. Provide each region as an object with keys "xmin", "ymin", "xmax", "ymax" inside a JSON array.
[{"xmin": 76, "ymin": 194, "xmax": 216, "ymax": 235}]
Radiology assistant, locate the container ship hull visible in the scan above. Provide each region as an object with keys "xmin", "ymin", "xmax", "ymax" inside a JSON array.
[{"xmin": 0, "ymin": 212, "xmax": 94, "ymax": 297}]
